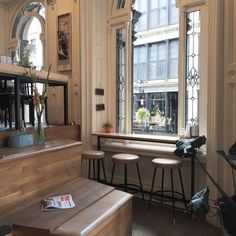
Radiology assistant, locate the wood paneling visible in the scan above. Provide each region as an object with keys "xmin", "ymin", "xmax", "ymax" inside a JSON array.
[{"xmin": 0, "ymin": 140, "xmax": 82, "ymax": 212}]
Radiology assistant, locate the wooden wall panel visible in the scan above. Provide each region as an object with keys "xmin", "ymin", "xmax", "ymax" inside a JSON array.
[{"xmin": 0, "ymin": 141, "xmax": 82, "ymax": 212}]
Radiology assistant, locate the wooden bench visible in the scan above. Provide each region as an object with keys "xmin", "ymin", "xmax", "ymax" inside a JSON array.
[
  {"xmin": 0, "ymin": 140, "xmax": 133, "ymax": 236},
  {"xmin": 1, "ymin": 178, "xmax": 132, "ymax": 236}
]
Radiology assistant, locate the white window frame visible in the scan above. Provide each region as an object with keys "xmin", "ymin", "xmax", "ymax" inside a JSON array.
[
  {"xmin": 108, "ymin": 0, "xmax": 208, "ymax": 140},
  {"xmin": 178, "ymin": 4, "xmax": 208, "ymax": 136}
]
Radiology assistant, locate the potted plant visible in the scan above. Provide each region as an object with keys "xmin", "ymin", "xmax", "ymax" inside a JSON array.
[
  {"xmin": 102, "ymin": 122, "xmax": 113, "ymax": 133},
  {"xmin": 174, "ymin": 136, "xmax": 236, "ymax": 236},
  {"xmin": 136, "ymin": 107, "xmax": 150, "ymax": 123}
]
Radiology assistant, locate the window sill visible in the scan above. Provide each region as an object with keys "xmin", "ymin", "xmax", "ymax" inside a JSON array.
[{"xmin": 99, "ymin": 139, "xmax": 207, "ymax": 162}]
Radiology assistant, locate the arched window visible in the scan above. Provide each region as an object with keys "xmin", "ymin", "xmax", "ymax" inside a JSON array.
[{"xmin": 10, "ymin": 1, "xmax": 45, "ymax": 69}]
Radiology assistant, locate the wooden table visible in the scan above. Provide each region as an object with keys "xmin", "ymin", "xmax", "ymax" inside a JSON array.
[{"xmin": 1, "ymin": 178, "xmax": 132, "ymax": 236}]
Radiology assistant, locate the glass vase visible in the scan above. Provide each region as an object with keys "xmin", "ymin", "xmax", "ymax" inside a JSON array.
[{"xmin": 34, "ymin": 119, "xmax": 45, "ymax": 145}]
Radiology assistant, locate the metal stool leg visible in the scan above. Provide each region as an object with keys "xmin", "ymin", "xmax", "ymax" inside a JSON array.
[
  {"xmin": 178, "ymin": 168, "xmax": 186, "ymax": 208},
  {"xmin": 93, "ymin": 159, "xmax": 96, "ymax": 180},
  {"xmin": 161, "ymin": 168, "xmax": 165, "ymax": 204},
  {"xmin": 136, "ymin": 163, "xmax": 144, "ymax": 200},
  {"xmin": 110, "ymin": 162, "xmax": 116, "ymax": 184},
  {"xmin": 97, "ymin": 159, "xmax": 100, "ymax": 182},
  {"xmin": 148, "ymin": 167, "xmax": 157, "ymax": 210},
  {"xmin": 88, "ymin": 160, "xmax": 91, "ymax": 179},
  {"xmin": 101, "ymin": 159, "xmax": 107, "ymax": 183},
  {"xmin": 170, "ymin": 169, "xmax": 176, "ymax": 224},
  {"xmin": 124, "ymin": 164, "xmax": 128, "ymax": 192}
]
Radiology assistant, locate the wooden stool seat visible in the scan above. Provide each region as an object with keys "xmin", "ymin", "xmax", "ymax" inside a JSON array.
[
  {"xmin": 112, "ymin": 153, "xmax": 140, "ymax": 164},
  {"xmin": 81, "ymin": 150, "xmax": 105, "ymax": 160},
  {"xmin": 110, "ymin": 153, "xmax": 144, "ymax": 200},
  {"xmin": 81, "ymin": 150, "xmax": 106, "ymax": 183},
  {"xmin": 152, "ymin": 158, "xmax": 183, "ymax": 169}
]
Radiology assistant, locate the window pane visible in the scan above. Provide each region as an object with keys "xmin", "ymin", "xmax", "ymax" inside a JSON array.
[
  {"xmin": 168, "ymin": 39, "xmax": 178, "ymax": 78},
  {"xmin": 150, "ymin": 0, "xmax": 158, "ymax": 9},
  {"xmin": 185, "ymin": 11, "xmax": 201, "ymax": 128},
  {"xmin": 133, "ymin": 64, "xmax": 138, "ymax": 81},
  {"xmin": 139, "ymin": 0, "xmax": 147, "ymax": 12},
  {"xmin": 24, "ymin": 17, "xmax": 43, "ymax": 69},
  {"xmin": 149, "ymin": 62, "xmax": 157, "ymax": 80},
  {"xmin": 139, "ymin": 46, "xmax": 147, "ymax": 62},
  {"xmin": 159, "ymin": 0, "xmax": 167, "ymax": 8},
  {"xmin": 169, "ymin": 40, "xmax": 178, "ymax": 58},
  {"xmin": 116, "ymin": 28, "xmax": 126, "ymax": 133},
  {"xmin": 139, "ymin": 13, "xmax": 147, "ymax": 31},
  {"xmin": 149, "ymin": 0, "xmax": 158, "ymax": 29},
  {"xmin": 149, "ymin": 10, "xmax": 158, "ymax": 29},
  {"xmin": 148, "ymin": 44, "xmax": 157, "ymax": 80},
  {"xmin": 158, "ymin": 7, "xmax": 167, "ymax": 26},
  {"xmin": 149, "ymin": 44, "xmax": 157, "ymax": 61},
  {"xmin": 139, "ymin": 63, "xmax": 146, "ymax": 79},
  {"xmin": 157, "ymin": 42, "xmax": 166, "ymax": 60},
  {"xmin": 169, "ymin": 0, "xmax": 179, "ymax": 24},
  {"xmin": 133, "ymin": 47, "xmax": 138, "ymax": 63},
  {"xmin": 157, "ymin": 61, "xmax": 166, "ymax": 78},
  {"xmin": 169, "ymin": 58, "xmax": 178, "ymax": 77}
]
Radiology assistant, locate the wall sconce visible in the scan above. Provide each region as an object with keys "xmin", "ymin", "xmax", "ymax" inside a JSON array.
[{"xmin": 47, "ymin": 0, "xmax": 56, "ymax": 10}]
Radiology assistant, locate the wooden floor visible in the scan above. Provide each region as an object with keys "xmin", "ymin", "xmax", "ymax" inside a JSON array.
[{"xmin": 132, "ymin": 199, "xmax": 221, "ymax": 236}]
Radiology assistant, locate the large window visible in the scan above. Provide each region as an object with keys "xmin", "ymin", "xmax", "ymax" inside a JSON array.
[
  {"xmin": 116, "ymin": 2, "xmax": 202, "ymax": 137},
  {"xmin": 12, "ymin": 1, "xmax": 45, "ymax": 68},
  {"xmin": 10, "ymin": 1, "xmax": 46, "ymax": 125},
  {"xmin": 23, "ymin": 17, "xmax": 43, "ymax": 69}
]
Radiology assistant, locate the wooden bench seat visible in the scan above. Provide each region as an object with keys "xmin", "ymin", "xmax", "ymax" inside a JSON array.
[
  {"xmin": 1, "ymin": 178, "xmax": 132, "ymax": 236},
  {"xmin": 0, "ymin": 140, "xmax": 133, "ymax": 236}
]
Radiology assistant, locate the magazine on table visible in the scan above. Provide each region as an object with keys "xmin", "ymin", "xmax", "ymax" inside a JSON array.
[{"xmin": 41, "ymin": 194, "xmax": 75, "ymax": 211}]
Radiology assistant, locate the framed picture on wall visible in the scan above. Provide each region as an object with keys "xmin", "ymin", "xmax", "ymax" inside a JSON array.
[{"xmin": 57, "ymin": 13, "xmax": 72, "ymax": 71}]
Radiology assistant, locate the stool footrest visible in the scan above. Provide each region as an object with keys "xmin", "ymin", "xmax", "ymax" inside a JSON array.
[
  {"xmin": 152, "ymin": 190, "xmax": 186, "ymax": 204},
  {"xmin": 111, "ymin": 183, "xmax": 143, "ymax": 195}
]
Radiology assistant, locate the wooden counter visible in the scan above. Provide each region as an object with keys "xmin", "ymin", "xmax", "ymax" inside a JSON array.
[
  {"xmin": 0, "ymin": 139, "xmax": 81, "ymax": 161},
  {"xmin": 0, "ymin": 63, "xmax": 68, "ymax": 83},
  {"xmin": 0, "ymin": 139, "xmax": 82, "ymax": 211}
]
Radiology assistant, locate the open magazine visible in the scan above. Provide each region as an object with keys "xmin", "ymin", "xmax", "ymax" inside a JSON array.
[{"xmin": 41, "ymin": 194, "xmax": 75, "ymax": 211}]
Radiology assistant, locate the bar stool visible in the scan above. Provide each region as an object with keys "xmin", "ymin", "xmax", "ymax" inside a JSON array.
[
  {"xmin": 148, "ymin": 157, "xmax": 186, "ymax": 224},
  {"xmin": 81, "ymin": 150, "xmax": 107, "ymax": 183},
  {"xmin": 110, "ymin": 153, "xmax": 144, "ymax": 200}
]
